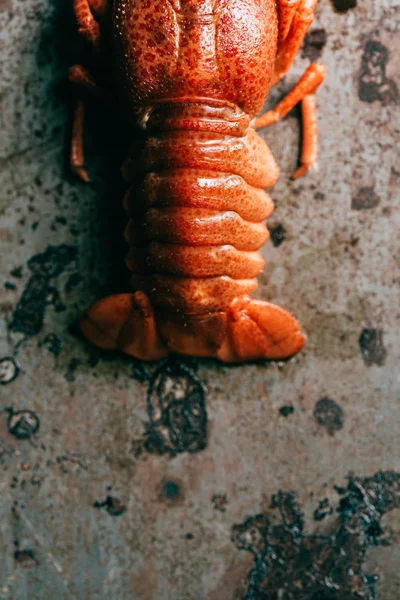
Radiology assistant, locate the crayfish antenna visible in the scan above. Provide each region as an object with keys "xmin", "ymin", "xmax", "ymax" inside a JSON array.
[{"xmin": 80, "ymin": 292, "xmax": 168, "ymax": 360}]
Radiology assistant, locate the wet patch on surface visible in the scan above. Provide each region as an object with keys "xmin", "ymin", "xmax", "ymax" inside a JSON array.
[
  {"xmin": 352, "ymin": 187, "xmax": 381, "ymax": 210},
  {"xmin": 359, "ymin": 329, "xmax": 387, "ymax": 367},
  {"xmin": 7, "ymin": 409, "xmax": 40, "ymax": 440},
  {"xmin": 144, "ymin": 361, "xmax": 208, "ymax": 456},
  {"xmin": 313, "ymin": 397, "xmax": 344, "ymax": 436},
  {"xmin": 269, "ymin": 224, "xmax": 287, "ymax": 248},
  {"xmin": 94, "ymin": 495, "xmax": 126, "ymax": 516},
  {"xmin": 9, "ymin": 245, "xmax": 76, "ymax": 338},
  {"xmin": 0, "ymin": 356, "xmax": 20, "ymax": 385},
  {"xmin": 359, "ymin": 41, "xmax": 399, "ymax": 105},
  {"xmin": 330, "ymin": 0, "xmax": 357, "ymax": 13},
  {"xmin": 232, "ymin": 472, "xmax": 400, "ymax": 599},
  {"xmin": 302, "ymin": 29, "xmax": 328, "ymax": 61}
]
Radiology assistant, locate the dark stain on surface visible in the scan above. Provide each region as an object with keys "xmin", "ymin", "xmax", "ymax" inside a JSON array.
[
  {"xmin": 64, "ymin": 358, "xmax": 81, "ymax": 382},
  {"xmin": 9, "ymin": 245, "xmax": 76, "ymax": 337},
  {"xmin": 56, "ymin": 452, "xmax": 88, "ymax": 473},
  {"xmin": 64, "ymin": 272, "xmax": 83, "ymax": 293},
  {"xmin": 39, "ymin": 333, "xmax": 63, "ymax": 356},
  {"xmin": 314, "ymin": 191, "xmax": 325, "ymax": 201},
  {"xmin": 0, "ymin": 357, "xmax": 20, "ymax": 385},
  {"xmin": 144, "ymin": 361, "xmax": 208, "ymax": 455},
  {"xmin": 212, "ymin": 493, "xmax": 228, "ymax": 512},
  {"xmin": 94, "ymin": 495, "xmax": 126, "ymax": 516},
  {"xmin": 4, "ymin": 281, "xmax": 16, "ymax": 290},
  {"xmin": 302, "ymin": 29, "xmax": 327, "ymax": 61},
  {"xmin": 330, "ymin": 0, "xmax": 357, "ymax": 13},
  {"xmin": 352, "ymin": 187, "xmax": 380, "ymax": 210},
  {"xmin": 269, "ymin": 224, "xmax": 287, "ymax": 248},
  {"xmin": 129, "ymin": 360, "xmax": 151, "ymax": 383},
  {"xmin": 7, "ymin": 409, "xmax": 40, "ymax": 440},
  {"xmin": 10, "ymin": 266, "xmax": 23, "ymax": 279},
  {"xmin": 313, "ymin": 397, "xmax": 344, "ymax": 436},
  {"xmin": 314, "ymin": 498, "xmax": 334, "ymax": 522},
  {"xmin": 359, "ymin": 329, "xmax": 387, "ymax": 367},
  {"xmin": 359, "ymin": 41, "xmax": 399, "ymax": 105},
  {"xmin": 159, "ymin": 480, "xmax": 184, "ymax": 504},
  {"xmin": 279, "ymin": 405, "xmax": 294, "ymax": 417},
  {"xmin": 232, "ymin": 471, "xmax": 400, "ymax": 599},
  {"xmin": 14, "ymin": 549, "xmax": 39, "ymax": 569}
]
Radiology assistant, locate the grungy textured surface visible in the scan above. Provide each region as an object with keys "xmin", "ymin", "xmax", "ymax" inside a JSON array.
[{"xmin": 1, "ymin": 0, "xmax": 400, "ymax": 599}]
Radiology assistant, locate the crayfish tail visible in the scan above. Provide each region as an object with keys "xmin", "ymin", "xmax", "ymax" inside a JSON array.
[
  {"xmin": 217, "ymin": 296, "xmax": 306, "ymax": 363},
  {"xmin": 80, "ymin": 292, "xmax": 168, "ymax": 361}
]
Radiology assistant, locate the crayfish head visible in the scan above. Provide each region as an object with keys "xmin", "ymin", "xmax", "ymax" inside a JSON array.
[{"xmin": 113, "ymin": 0, "xmax": 278, "ymax": 118}]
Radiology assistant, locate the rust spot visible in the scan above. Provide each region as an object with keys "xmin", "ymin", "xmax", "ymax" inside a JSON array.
[
  {"xmin": 352, "ymin": 187, "xmax": 380, "ymax": 210},
  {"xmin": 313, "ymin": 397, "xmax": 344, "ymax": 436},
  {"xmin": 0, "ymin": 0, "xmax": 12, "ymax": 13},
  {"xmin": 7, "ymin": 409, "xmax": 40, "ymax": 440},
  {"xmin": 0, "ymin": 357, "xmax": 20, "ymax": 385},
  {"xmin": 94, "ymin": 496, "xmax": 126, "ymax": 516},
  {"xmin": 359, "ymin": 41, "xmax": 399, "ymax": 106},
  {"xmin": 232, "ymin": 472, "xmax": 400, "ymax": 599},
  {"xmin": 302, "ymin": 29, "xmax": 327, "ymax": 62},
  {"xmin": 269, "ymin": 224, "xmax": 287, "ymax": 247},
  {"xmin": 212, "ymin": 493, "xmax": 228, "ymax": 512},
  {"xmin": 330, "ymin": 0, "xmax": 357, "ymax": 13},
  {"xmin": 359, "ymin": 328, "xmax": 387, "ymax": 367}
]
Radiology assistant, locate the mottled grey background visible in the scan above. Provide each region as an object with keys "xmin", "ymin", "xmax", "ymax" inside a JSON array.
[{"xmin": 0, "ymin": 0, "xmax": 399, "ymax": 598}]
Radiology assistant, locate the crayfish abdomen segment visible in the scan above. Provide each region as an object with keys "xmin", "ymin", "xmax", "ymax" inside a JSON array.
[{"xmin": 81, "ymin": 102, "xmax": 305, "ymax": 361}]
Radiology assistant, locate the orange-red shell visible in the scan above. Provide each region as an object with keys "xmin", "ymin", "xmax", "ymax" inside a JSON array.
[{"xmin": 113, "ymin": 0, "xmax": 278, "ymax": 117}]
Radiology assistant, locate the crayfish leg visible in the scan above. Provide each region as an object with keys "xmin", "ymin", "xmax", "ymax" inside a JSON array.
[
  {"xmin": 70, "ymin": 99, "xmax": 91, "ymax": 183},
  {"xmin": 80, "ymin": 292, "xmax": 168, "ymax": 361},
  {"xmin": 254, "ymin": 63, "xmax": 326, "ymax": 179},
  {"xmin": 217, "ymin": 296, "xmax": 306, "ymax": 363}
]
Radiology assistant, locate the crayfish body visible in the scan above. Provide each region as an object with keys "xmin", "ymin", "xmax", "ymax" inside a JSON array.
[{"xmin": 70, "ymin": 0, "xmax": 326, "ymax": 363}]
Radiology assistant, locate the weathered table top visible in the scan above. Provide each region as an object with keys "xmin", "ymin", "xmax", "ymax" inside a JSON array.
[{"xmin": 1, "ymin": 0, "xmax": 399, "ymax": 598}]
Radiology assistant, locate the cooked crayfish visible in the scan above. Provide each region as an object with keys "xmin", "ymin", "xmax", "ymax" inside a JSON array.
[{"xmin": 70, "ymin": 0, "xmax": 326, "ymax": 363}]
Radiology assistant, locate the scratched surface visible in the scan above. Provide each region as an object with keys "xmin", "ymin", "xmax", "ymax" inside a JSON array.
[{"xmin": 1, "ymin": 0, "xmax": 400, "ymax": 598}]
